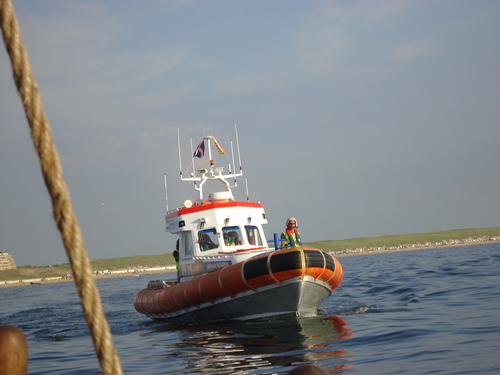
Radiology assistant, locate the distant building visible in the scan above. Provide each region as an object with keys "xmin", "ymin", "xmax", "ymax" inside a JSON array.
[{"xmin": 0, "ymin": 252, "xmax": 17, "ymax": 270}]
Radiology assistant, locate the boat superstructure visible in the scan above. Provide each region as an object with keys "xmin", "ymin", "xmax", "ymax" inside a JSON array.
[{"xmin": 134, "ymin": 128, "xmax": 343, "ymax": 321}]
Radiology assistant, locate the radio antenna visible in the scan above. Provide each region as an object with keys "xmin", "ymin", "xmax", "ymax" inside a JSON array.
[
  {"xmin": 164, "ymin": 174, "xmax": 168, "ymax": 212},
  {"xmin": 177, "ymin": 128, "xmax": 183, "ymax": 178},
  {"xmin": 235, "ymin": 124, "xmax": 242, "ymax": 173}
]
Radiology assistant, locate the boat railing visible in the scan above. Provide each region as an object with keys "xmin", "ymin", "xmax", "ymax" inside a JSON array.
[{"xmin": 268, "ymin": 233, "xmax": 286, "ymax": 251}]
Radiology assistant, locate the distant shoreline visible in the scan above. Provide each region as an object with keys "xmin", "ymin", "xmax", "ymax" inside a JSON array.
[
  {"xmin": 0, "ymin": 268, "xmax": 178, "ymax": 289},
  {"xmin": 1, "ymin": 239, "xmax": 498, "ymax": 289},
  {"xmin": 332, "ymin": 239, "xmax": 500, "ymax": 257}
]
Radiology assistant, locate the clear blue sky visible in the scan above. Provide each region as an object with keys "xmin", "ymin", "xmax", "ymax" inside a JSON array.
[{"xmin": 1, "ymin": 0, "xmax": 499, "ymax": 266}]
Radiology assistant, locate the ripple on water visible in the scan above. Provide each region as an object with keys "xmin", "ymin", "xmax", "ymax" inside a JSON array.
[{"xmin": 1, "ymin": 244, "xmax": 499, "ymax": 374}]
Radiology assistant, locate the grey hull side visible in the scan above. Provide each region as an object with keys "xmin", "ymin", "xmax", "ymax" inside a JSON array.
[{"xmin": 151, "ymin": 276, "xmax": 332, "ymax": 322}]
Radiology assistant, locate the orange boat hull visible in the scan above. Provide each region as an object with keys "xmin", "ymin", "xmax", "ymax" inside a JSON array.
[{"xmin": 134, "ymin": 247, "xmax": 343, "ymax": 321}]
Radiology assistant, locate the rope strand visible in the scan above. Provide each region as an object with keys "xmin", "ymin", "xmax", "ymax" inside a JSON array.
[{"xmin": 0, "ymin": 1, "xmax": 122, "ymax": 373}]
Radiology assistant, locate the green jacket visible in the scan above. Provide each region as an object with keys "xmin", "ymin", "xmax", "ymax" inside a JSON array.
[{"xmin": 280, "ymin": 230, "xmax": 302, "ymax": 248}]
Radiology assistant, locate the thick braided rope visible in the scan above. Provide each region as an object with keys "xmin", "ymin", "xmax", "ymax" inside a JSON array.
[{"xmin": 0, "ymin": 1, "xmax": 122, "ymax": 374}]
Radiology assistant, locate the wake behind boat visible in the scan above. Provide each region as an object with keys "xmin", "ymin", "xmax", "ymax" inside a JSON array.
[{"xmin": 134, "ymin": 128, "xmax": 343, "ymax": 321}]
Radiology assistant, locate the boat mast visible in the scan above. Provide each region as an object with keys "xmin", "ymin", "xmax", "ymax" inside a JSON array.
[{"xmin": 177, "ymin": 128, "xmax": 243, "ymax": 202}]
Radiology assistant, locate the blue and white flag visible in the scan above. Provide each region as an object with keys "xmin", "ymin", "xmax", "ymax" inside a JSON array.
[{"xmin": 193, "ymin": 140, "xmax": 205, "ymax": 158}]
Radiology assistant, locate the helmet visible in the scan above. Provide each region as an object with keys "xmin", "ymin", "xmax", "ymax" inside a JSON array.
[{"xmin": 286, "ymin": 217, "xmax": 298, "ymax": 226}]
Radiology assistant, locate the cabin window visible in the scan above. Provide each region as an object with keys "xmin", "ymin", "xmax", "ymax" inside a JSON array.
[
  {"xmin": 197, "ymin": 228, "xmax": 219, "ymax": 251},
  {"xmin": 222, "ymin": 226, "xmax": 243, "ymax": 246},
  {"xmin": 245, "ymin": 225, "xmax": 263, "ymax": 246},
  {"xmin": 180, "ymin": 231, "xmax": 193, "ymax": 255}
]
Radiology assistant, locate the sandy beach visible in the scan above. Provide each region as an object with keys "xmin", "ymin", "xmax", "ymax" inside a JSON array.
[{"xmin": 0, "ymin": 268, "xmax": 177, "ymax": 289}]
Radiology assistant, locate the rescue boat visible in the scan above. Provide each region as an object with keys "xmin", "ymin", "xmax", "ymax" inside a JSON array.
[{"xmin": 134, "ymin": 128, "xmax": 343, "ymax": 321}]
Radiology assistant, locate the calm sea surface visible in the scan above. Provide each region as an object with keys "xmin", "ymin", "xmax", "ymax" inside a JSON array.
[{"xmin": 1, "ymin": 244, "xmax": 499, "ymax": 374}]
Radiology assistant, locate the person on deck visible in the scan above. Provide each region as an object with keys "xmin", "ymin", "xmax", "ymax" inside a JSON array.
[
  {"xmin": 199, "ymin": 234, "xmax": 217, "ymax": 250},
  {"xmin": 280, "ymin": 217, "xmax": 302, "ymax": 248},
  {"xmin": 225, "ymin": 231, "xmax": 242, "ymax": 246},
  {"xmin": 172, "ymin": 240, "xmax": 180, "ymax": 282}
]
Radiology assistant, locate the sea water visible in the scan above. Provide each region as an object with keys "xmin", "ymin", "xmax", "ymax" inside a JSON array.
[{"xmin": 0, "ymin": 243, "xmax": 499, "ymax": 374}]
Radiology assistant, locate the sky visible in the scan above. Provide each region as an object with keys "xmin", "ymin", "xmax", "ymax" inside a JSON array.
[{"xmin": 1, "ymin": 0, "xmax": 499, "ymax": 267}]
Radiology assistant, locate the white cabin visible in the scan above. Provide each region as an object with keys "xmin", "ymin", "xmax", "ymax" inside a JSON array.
[{"xmin": 165, "ymin": 131, "xmax": 271, "ymax": 279}]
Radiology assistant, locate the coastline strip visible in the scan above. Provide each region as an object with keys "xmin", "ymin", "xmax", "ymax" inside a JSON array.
[{"xmin": 2, "ymin": 237, "xmax": 498, "ymax": 289}]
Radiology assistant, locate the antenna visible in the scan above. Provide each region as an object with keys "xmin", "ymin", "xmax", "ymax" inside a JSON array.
[
  {"xmin": 235, "ymin": 124, "xmax": 243, "ymax": 173},
  {"xmin": 206, "ymin": 136, "xmax": 213, "ymax": 170},
  {"xmin": 177, "ymin": 128, "xmax": 182, "ymax": 177},
  {"xmin": 164, "ymin": 174, "xmax": 168, "ymax": 212},
  {"xmin": 189, "ymin": 137, "xmax": 195, "ymax": 177},
  {"xmin": 245, "ymin": 178, "xmax": 249, "ymax": 202},
  {"xmin": 230, "ymin": 140, "xmax": 237, "ymax": 186},
  {"xmin": 230, "ymin": 140, "xmax": 235, "ymax": 174}
]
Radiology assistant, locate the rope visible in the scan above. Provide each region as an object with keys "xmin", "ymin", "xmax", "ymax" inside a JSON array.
[{"xmin": 0, "ymin": 1, "xmax": 122, "ymax": 374}]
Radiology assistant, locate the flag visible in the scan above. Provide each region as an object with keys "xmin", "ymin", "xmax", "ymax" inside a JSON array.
[
  {"xmin": 213, "ymin": 138, "xmax": 226, "ymax": 154},
  {"xmin": 193, "ymin": 140, "xmax": 205, "ymax": 158}
]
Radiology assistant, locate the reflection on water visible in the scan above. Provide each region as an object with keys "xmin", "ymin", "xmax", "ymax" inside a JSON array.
[{"xmin": 142, "ymin": 316, "xmax": 353, "ymax": 374}]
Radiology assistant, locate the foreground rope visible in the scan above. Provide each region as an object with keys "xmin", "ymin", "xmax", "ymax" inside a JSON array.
[{"xmin": 0, "ymin": 1, "xmax": 122, "ymax": 374}]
